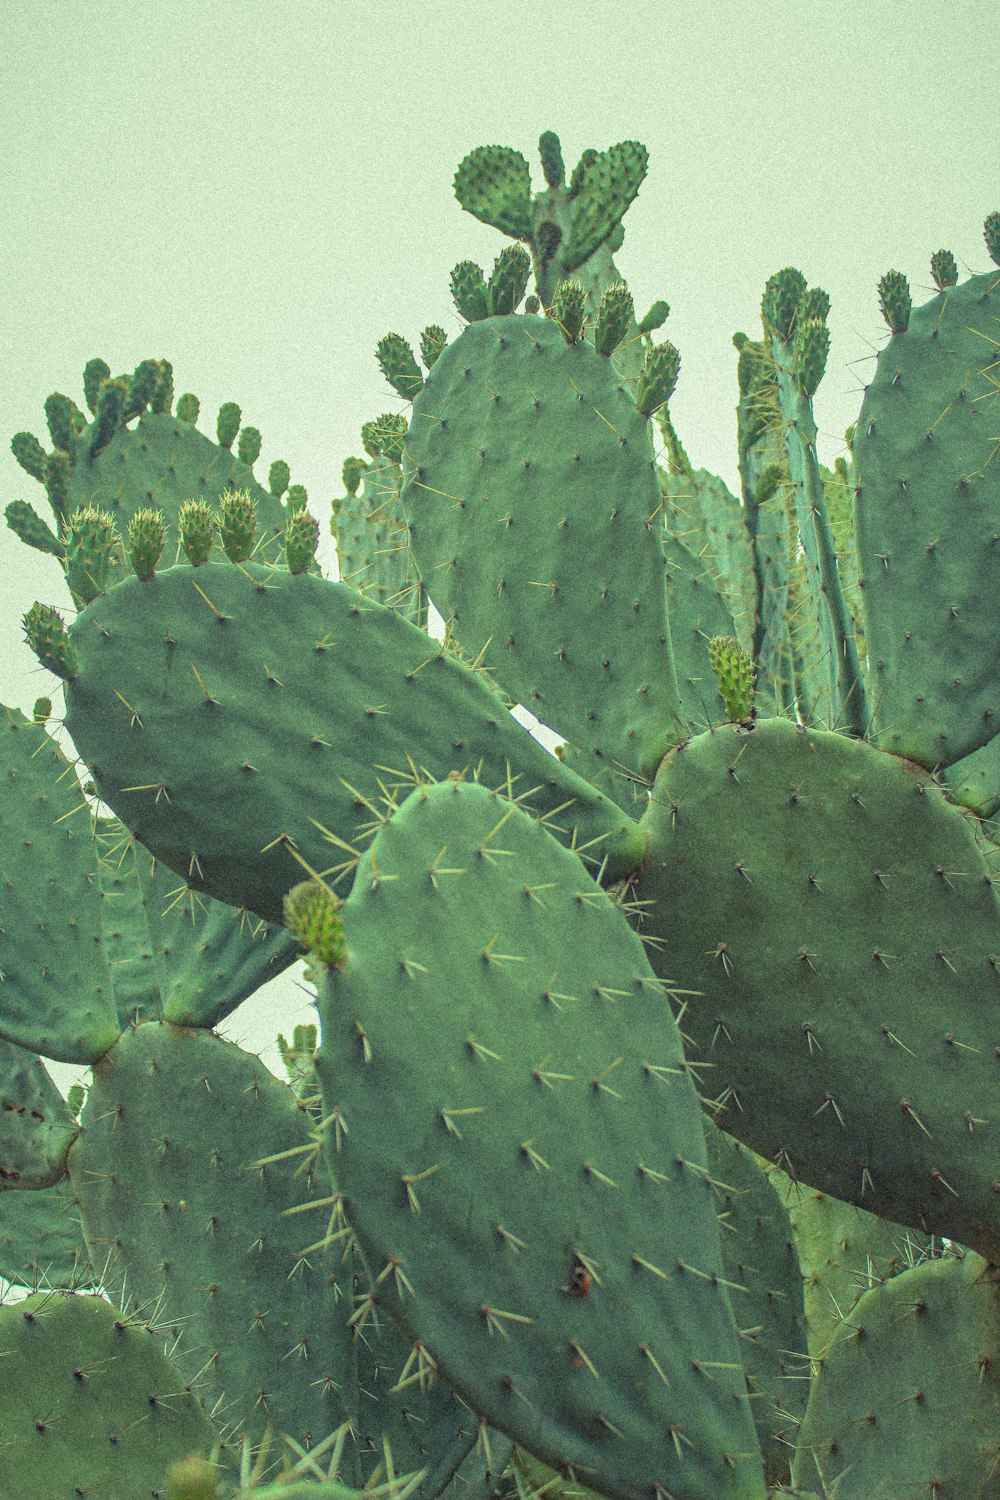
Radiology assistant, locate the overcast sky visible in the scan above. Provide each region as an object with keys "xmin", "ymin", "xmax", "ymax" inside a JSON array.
[{"xmin": 1, "ymin": 0, "xmax": 993, "ymax": 1085}]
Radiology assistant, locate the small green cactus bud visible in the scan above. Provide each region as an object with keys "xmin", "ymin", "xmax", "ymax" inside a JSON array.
[
  {"xmin": 930, "ymin": 249, "xmax": 958, "ymax": 289},
  {"xmin": 32, "ymin": 696, "xmax": 52, "ymax": 723},
  {"xmin": 176, "ymin": 392, "xmax": 200, "ymax": 425},
  {"xmin": 550, "ymin": 279, "xmax": 586, "ymax": 343},
  {"xmin": 128, "ymin": 508, "xmax": 167, "ymax": 580},
  {"xmin": 360, "ymin": 421, "xmax": 381, "ymax": 459},
  {"xmin": 150, "ymin": 359, "xmax": 174, "ymax": 414},
  {"xmin": 761, "ymin": 267, "xmax": 807, "ymax": 340},
  {"xmin": 268, "ymin": 459, "xmax": 290, "ymax": 498},
  {"xmin": 342, "ymin": 456, "xmax": 365, "ymax": 496},
  {"xmin": 524, "ymin": 294, "xmax": 540, "ymax": 315},
  {"xmin": 878, "ymin": 269, "xmax": 912, "ymax": 334},
  {"xmin": 237, "ymin": 425, "xmax": 262, "ymax": 468},
  {"xmin": 539, "ymin": 130, "xmax": 565, "ymax": 189},
  {"xmin": 636, "ymin": 339, "xmax": 681, "ymax": 417},
  {"xmin": 44, "ymin": 393, "xmax": 77, "ymax": 454},
  {"xmin": 5, "ymin": 500, "xmax": 64, "ymax": 557},
  {"xmin": 23, "ymin": 602, "xmax": 77, "ymax": 680},
  {"xmin": 844, "ymin": 423, "xmax": 856, "ymax": 452},
  {"xmin": 709, "ymin": 635, "xmax": 756, "ymax": 722},
  {"xmin": 285, "ymin": 507, "xmax": 319, "ymax": 574},
  {"xmin": 569, "ymin": 147, "xmax": 598, "ymax": 197},
  {"xmin": 285, "ymin": 482, "xmax": 308, "ymax": 512},
  {"xmin": 594, "ymin": 280, "xmax": 635, "ymax": 356},
  {"xmin": 283, "ymin": 880, "xmax": 347, "ymax": 968},
  {"xmin": 370, "ymin": 413, "xmax": 408, "ymax": 462},
  {"xmin": 450, "ymin": 260, "xmax": 491, "ymax": 322},
  {"xmin": 178, "ymin": 499, "xmax": 214, "ymax": 565},
  {"xmin": 65, "ymin": 1082, "xmax": 86, "ymax": 1118},
  {"xmin": 123, "ymin": 358, "xmax": 162, "ymax": 423},
  {"xmin": 792, "ymin": 317, "xmax": 830, "ymax": 398},
  {"xmin": 376, "ymin": 333, "xmax": 424, "ymax": 400},
  {"xmin": 487, "ymin": 244, "xmax": 531, "ymax": 315},
  {"xmin": 420, "ymin": 325, "xmax": 447, "ymax": 370},
  {"xmin": 534, "ymin": 220, "xmax": 562, "ymax": 263},
  {"xmin": 638, "ymin": 300, "xmax": 670, "ymax": 335},
  {"xmin": 984, "ymin": 212, "xmax": 1000, "ymax": 267},
  {"xmin": 82, "ymin": 357, "xmax": 111, "ymax": 415},
  {"xmin": 88, "ymin": 378, "xmax": 125, "ymax": 457},
  {"xmin": 11, "ymin": 431, "xmax": 47, "ymax": 482},
  {"xmin": 63, "ymin": 506, "xmax": 120, "ymax": 603},
  {"xmin": 164, "ymin": 1454, "xmax": 219, "ymax": 1500},
  {"xmin": 216, "ymin": 402, "xmax": 241, "ymax": 449},
  {"xmin": 217, "ymin": 488, "xmax": 257, "ymax": 561}
]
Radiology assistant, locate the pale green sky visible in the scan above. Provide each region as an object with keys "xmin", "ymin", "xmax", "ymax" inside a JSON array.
[{"xmin": 1, "ymin": 0, "xmax": 994, "ymax": 1080}]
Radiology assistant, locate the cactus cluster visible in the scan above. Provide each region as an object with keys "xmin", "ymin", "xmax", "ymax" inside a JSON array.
[{"xmin": 3, "ymin": 130, "xmax": 1000, "ymax": 1499}]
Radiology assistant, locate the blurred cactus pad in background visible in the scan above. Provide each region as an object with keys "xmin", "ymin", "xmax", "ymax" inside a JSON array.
[{"xmin": 4, "ymin": 130, "xmax": 1000, "ymax": 1499}]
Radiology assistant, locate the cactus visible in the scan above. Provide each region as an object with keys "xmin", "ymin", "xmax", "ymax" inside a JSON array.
[{"xmin": 4, "ymin": 135, "xmax": 1000, "ymax": 1500}]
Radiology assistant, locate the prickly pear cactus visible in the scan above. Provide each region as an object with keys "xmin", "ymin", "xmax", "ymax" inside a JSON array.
[{"xmin": 4, "ymin": 133, "xmax": 1000, "ymax": 1500}]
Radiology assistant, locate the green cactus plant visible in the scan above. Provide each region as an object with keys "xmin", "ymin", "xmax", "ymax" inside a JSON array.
[{"xmin": 4, "ymin": 134, "xmax": 1000, "ymax": 1500}]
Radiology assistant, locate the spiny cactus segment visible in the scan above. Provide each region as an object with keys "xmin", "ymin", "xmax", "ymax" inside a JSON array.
[
  {"xmin": 216, "ymin": 400, "xmax": 241, "ymax": 449},
  {"xmin": 930, "ymin": 248, "xmax": 958, "ymax": 289},
  {"xmin": 636, "ymin": 337, "xmax": 681, "ymax": 415},
  {"xmin": 419, "ymin": 323, "xmax": 447, "ymax": 368}
]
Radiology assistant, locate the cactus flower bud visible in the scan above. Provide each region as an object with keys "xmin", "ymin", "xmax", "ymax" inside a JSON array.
[
  {"xmin": 23, "ymin": 602, "xmax": 77, "ymax": 680},
  {"xmin": 930, "ymin": 249, "xmax": 958, "ymax": 289},
  {"xmin": 487, "ymin": 244, "xmax": 531, "ymax": 316},
  {"xmin": 237, "ymin": 425, "xmax": 262, "ymax": 468},
  {"xmin": 82, "ymin": 357, "xmax": 111, "ymax": 415},
  {"xmin": 638, "ymin": 300, "xmax": 670, "ymax": 335},
  {"xmin": 877, "ymin": 270, "xmax": 912, "ymax": 334},
  {"xmin": 63, "ymin": 506, "xmax": 120, "ymax": 603},
  {"xmin": 594, "ymin": 281, "xmax": 635, "ymax": 356},
  {"xmin": 420, "ymin": 325, "xmax": 448, "ymax": 370},
  {"xmin": 342, "ymin": 456, "xmax": 365, "ymax": 496},
  {"xmin": 285, "ymin": 508, "xmax": 320, "ymax": 574},
  {"xmin": 376, "ymin": 333, "xmax": 424, "ymax": 400},
  {"xmin": 709, "ymin": 635, "xmax": 756, "ymax": 722},
  {"xmin": 178, "ymin": 498, "xmax": 214, "ymax": 565},
  {"xmin": 283, "ymin": 880, "xmax": 347, "ymax": 969},
  {"xmin": 793, "ymin": 317, "xmax": 830, "ymax": 398},
  {"xmin": 762, "ymin": 267, "xmax": 808, "ymax": 341},
  {"xmin": 450, "ymin": 260, "xmax": 491, "ymax": 323},
  {"xmin": 216, "ymin": 401, "xmax": 241, "ymax": 450},
  {"xmin": 128, "ymin": 507, "xmax": 167, "ymax": 580},
  {"xmin": 176, "ymin": 392, "xmax": 200, "ymax": 425},
  {"xmin": 636, "ymin": 339, "xmax": 681, "ymax": 416},
  {"xmin": 268, "ymin": 459, "xmax": 291, "ymax": 498},
  {"xmin": 32, "ymin": 696, "xmax": 52, "ymax": 723},
  {"xmin": 550, "ymin": 279, "xmax": 586, "ymax": 343},
  {"xmin": 217, "ymin": 488, "xmax": 257, "ymax": 562}
]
